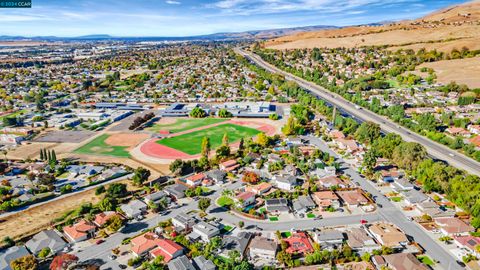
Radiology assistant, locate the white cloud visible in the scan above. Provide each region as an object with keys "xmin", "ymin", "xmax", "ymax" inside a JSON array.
[{"xmin": 166, "ymin": 0, "xmax": 181, "ymax": 4}]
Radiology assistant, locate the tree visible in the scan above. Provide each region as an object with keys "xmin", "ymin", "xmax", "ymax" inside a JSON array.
[
  {"xmin": 362, "ymin": 149, "xmax": 377, "ymax": 176},
  {"xmin": 2, "ymin": 236, "xmax": 14, "ymax": 247},
  {"xmin": 95, "ymin": 185, "xmax": 106, "ymax": 195},
  {"xmin": 38, "ymin": 248, "xmax": 51, "ymax": 259},
  {"xmin": 106, "ymin": 215, "xmax": 123, "ymax": 232},
  {"xmin": 216, "ymin": 145, "xmax": 231, "ymax": 160},
  {"xmin": 238, "ymin": 221, "xmax": 244, "ymax": 228},
  {"xmin": 132, "ymin": 167, "xmax": 151, "ymax": 186},
  {"xmin": 98, "ymin": 196, "xmax": 117, "ymax": 211},
  {"xmin": 218, "ymin": 109, "xmax": 233, "ymax": 118},
  {"xmin": 50, "ymin": 254, "xmax": 78, "ymax": 270},
  {"xmin": 106, "ymin": 183, "xmax": 128, "ymax": 198},
  {"xmin": 354, "ymin": 121, "xmax": 381, "ymax": 145},
  {"xmin": 242, "ymin": 171, "xmax": 259, "ymax": 184},
  {"xmin": 189, "ymin": 107, "xmax": 207, "ymax": 118},
  {"xmin": 51, "ymin": 150, "xmax": 57, "ymax": 163},
  {"xmin": 198, "ymin": 198, "xmax": 211, "ymax": 212},
  {"xmin": 282, "ymin": 116, "xmax": 297, "ymax": 136},
  {"xmin": 269, "ymin": 113, "xmax": 279, "ymax": 120},
  {"xmin": 201, "ymin": 137, "xmax": 211, "ymax": 157},
  {"xmin": 256, "ymin": 132, "xmax": 269, "ymax": 147},
  {"xmin": 39, "ymin": 149, "xmax": 45, "ymax": 160},
  {"xmin": 11, "ymin": 255, "xmax": 38, "ymax": 270},
  {"xmin": 392, "ymin": 142, "xmax": 427, "ymax": 171},
  {"xmin": 222, "ymin": 133, "xmax": 229, "ymax": 147}
]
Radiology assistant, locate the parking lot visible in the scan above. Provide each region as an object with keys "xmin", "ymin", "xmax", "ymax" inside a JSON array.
[{"xmin": 35, "ymin": 130, "xmax": 96, "ymax": 143}]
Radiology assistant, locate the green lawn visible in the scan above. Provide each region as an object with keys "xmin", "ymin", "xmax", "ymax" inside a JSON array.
[
  {"xmin": 417, "ymin": 256, "xmax": 435, "ymax": 266},
  {"xmin": 218, "ymin": 196, "xmax": 234, "ymax": 207},
  {"xmin": 307, "ymin": 213, "xmax": 316, "ymax": 218},
  {"xmin": 148, "ymin": 118, "xmax": 228, "ymax": 133},
  {"xmin": 74, "ymin": 134, "xmax": 130, "ymax": 157},
  {"xmin": 269, "ymin": 216, "xmax": 279, "ymax": 222},
  {"xmin": 157, "ymin": 123, "xmax": 261, "ymax": 155},
  {"xmin": 281, "ymin": 232, "xmax": 292, "ymax": 238},
  {"xmin": 391, "ymin": 197, "xmax": 403, "ymax": 202}
]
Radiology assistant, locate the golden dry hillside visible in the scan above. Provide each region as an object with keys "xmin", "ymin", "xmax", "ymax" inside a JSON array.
[{"xmin": 266, "ymin": 0, "xmax": 480, "ymax": 52}]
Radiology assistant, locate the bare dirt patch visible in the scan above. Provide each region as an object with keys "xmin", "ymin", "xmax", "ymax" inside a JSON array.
[
  {"xmin": 0, "ymin": 188, "xmax": 101, "ymax": 240},
  {"xmin": 104, "ymin": 133, "xmax": 150, "ymax": 148}
]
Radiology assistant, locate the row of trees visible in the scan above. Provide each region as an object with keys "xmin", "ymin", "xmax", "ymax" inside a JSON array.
[{"xmin": 129, "ymin": 112, "xmax": 155, "ymax": 130}]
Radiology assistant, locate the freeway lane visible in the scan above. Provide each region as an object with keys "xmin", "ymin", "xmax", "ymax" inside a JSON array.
[{"xmin": 235, "ymin": 48, "xmax": 480, "ymax": 177}]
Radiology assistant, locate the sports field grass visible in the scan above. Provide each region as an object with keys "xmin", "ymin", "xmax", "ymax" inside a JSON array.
[
  {"xmin": 148, "ymin": 118, "xmax": 228, "ymax": 133},
  {"xmin": 156, "ymin": 123, "xmax": 260, "ymax": 155},
  {"xmin": 74, "ymin": 134, "xmax": 131, "ymax": 157}
]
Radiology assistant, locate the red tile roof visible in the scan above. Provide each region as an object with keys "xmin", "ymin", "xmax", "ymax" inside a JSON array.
[
  {"xmin": 284, "ymin": 232, "xmax": 314, "ymax": 255},
  {"xmin": 63, "ymin": 220, "xmax": 95, "ymax": 241},
  {"xmin": 132, "ymin": 232, "xmax": 183, "ymax": 259}
]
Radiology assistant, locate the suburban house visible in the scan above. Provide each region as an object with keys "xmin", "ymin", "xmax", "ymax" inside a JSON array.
[
  {"xmin": 318, "ymin": 176, "xmax": 346, "ymax": 189},
  {"xmin": 192, "ymin": 221, "xmax": 220, "ymax": 242},
  {"xmin": 346, "ymin": 228, "xmax": 380, "ymax": 253},
  {"xmin": 248, "ymin": 236, "xmax": 278, "ymax": 261},
  {"xmin": 402, "ymin": 189, "xmax": 430, "ymax": 206},
  {"xmin": 312, "ymin": 229, "xmax": 345, "ymax": 250},
  {"xmin": 265, "ymin": 198, "xmax": 290, "ymax": 215},
  {"xmin": 164, "ymin": 184, "xmax": 188, "ymax": 200},
  {"xmin": 193, "ymin": 255, "xmax": 216, "ymax": 270},
  {"xmin": 284, "ymin": 232, "xmax": 314, "ymax": 256},
  {"xmin": 313, "ymin": 191, "xmax": 340, "ymax": 210},
  {"xmin": 382, "ymin": 253, "xmax": 429, "ymax": 270},
  {"xmin": 63, "ymin": 220, "xmax": 96, "ymax": 243},
  {"xmin": 468, "ymin": 124, "xmax": 480, "ymax": 135},
  {"xmin": 292, "ymin": 196, "xmax": 316, "ymax": 216},
  {"xmin": 392, "ymin": 178, "xmax": 415, "ymax": 191},
  {"xmin": 168, "ymin": 255, "xmax": 195, "ymax": 270},
  {"xmin": 273, "ymin": 175, "xmax": 297, "ymax": 191},
  {"xmin": 367, "ymin": 223, "xmax": 408, "ymax": 249},
  {"xmin": 335, "ymin": 138, "xmax": 361, "ymax": 153},
  {"xmin": 205, "ymin": 170, "xmax": 226, "ymax": 184},
  {"xmin": 416, "ymin": 201, "xmax": 455, "ymax": 218},
  {"xmin": 434, "ymin": 217, "xmax": 475, "ymax": 236},
  {"xmin": 185, "ymin": 173, "xmax": 205, "ymax": 187},
  {"xmin": 144, "ymin": 191, "xmax": 170, "ymax": 205},
  {"xmin": 25, "ymin": 230, "xmax": 67, "ymax": 255},
  {"xmin": 120, "ymin": 199, "xmax": 147, "ymax": 219},
  {"xmin": 453, "ymin": 235, "xmax": 480, "ymax": 256},
  {"xmin": 93, "ymin": 211, "xmax": 119, "ymax": 227},
  {"xmin": 221, "ymin": 232, "xmax": 253, "ymax": 259},
  {"xmin": 235, "ymin": 191, "xmax": 256, "ymax": 208},
  {"xmin": 131, "ymin": 232, "xmax": 183, "ymax": 262},
  {"xmin": 336, "ymin": 190, "xmax": 369, "ymax": 209},
  {"xmin": 0, "ymin": 246, "xmax": 30, "ymax": 270},
  {"xmin": 219, "ymin": 159, "xmax": 240, "ymax": 172},
  {"xmin": 172, "ymin": 213, "xmax": 197, "ymax": 231},
  {"xmin": 247, "ymin": 182, "xmax": 272, "ymax": 195}
]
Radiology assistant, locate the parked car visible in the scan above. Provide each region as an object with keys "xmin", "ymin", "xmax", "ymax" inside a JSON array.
[{"xmin": 96, "ymin": 239, "xmax": 105, "ymax": 245}]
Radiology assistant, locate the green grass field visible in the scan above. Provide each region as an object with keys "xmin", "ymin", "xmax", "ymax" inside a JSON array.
[
  {"xmin": 147, "ymin": 118, "xmax": 228, "ymax": 134},
  {"xmin": 218, "ymin": 196, "xmax": 234, "ymax": 207},
  {"xmin": 74, "ymin": 134, "xmax": 130, "ymax": 157},
  {"xmin": 157, "ymin": 123, "xmax": 261, "ymax": 155},
  {"xmin": 417, "ymin": 256, "xmax": 435, "ymax": 266}
]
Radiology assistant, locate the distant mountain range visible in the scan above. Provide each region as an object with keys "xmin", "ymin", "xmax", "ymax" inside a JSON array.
[{"xmin": 0, "ymin": 25, "xmax": 337, "ymax": 42}]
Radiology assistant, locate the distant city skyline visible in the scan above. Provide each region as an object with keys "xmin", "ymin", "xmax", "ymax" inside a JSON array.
[{"xmin": 1, "ymin": 0, "xmax": 469, "ymax": 37}]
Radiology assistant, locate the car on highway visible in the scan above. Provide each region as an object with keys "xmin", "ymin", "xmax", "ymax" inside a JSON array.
[
  {"xmin": 377, "ymin": 203, "xmax": 382, "ymax": 208},
  {"xmin": 109, "ymin": 255, "xmax": 117, "ymax": 260},
  {"xmin": 96, "ymin": 239, "xmax": 105, "ymax": 245},
  {"xmin": 314, "ymin": 216, "xmax": 323, "ymax": 220},
  {"xmin": 449, "ymin": 153, "xmax": 455, "ymax": 157},
  {"xmin": 360, "ymin": 219, "xmax": 368, "ymax": 224}
]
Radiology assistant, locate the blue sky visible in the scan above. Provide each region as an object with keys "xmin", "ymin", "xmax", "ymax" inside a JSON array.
[{"xmin": 0, "ymin": 0, "xmax": 469, "ymax": 37}]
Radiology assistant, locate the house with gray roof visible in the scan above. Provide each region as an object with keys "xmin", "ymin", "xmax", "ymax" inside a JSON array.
[
  {"xmin": 120, "ymin": 199, "xmax": 147, "ymax": 219},
  {"xmin": 193, "ymin": 255, "xmax": 216, "ymax": 270},
  {"xmin": 25, "ymin": 230, "xmax": 67, "ymax": 255},
  {"xmin": 172, "ymin": 213, "xmax": 197, "ymax": 231},
  {"xmin": 292, "ymin": 196, "xmax": 316, "ymax": 216},
  {"xmin": 192, "ymin": 221, "xmax": 220, "ymax": 242},
  {"xmin": 168, "ymin": 255, "xmax": 195, "ymax": 270},
  {"xmin": 205, "ymin": 170, "xmax": 226, "ymax": 184},
  {"xmin": 265, "ymin": 198, "xmax": 290, "ymax": 214},
  {"xmin": 164, "ymin": 184, "xmax": 187, "ymax": 200},
  {"xmin": 403, "ymin": 189, "xmax": 429, "ymax": 205},
  {"xmin": 313, "ymin": 229, "xmax": 345, "ymax": 250},
  {"xmin": 0, "ymin": 246, "xmax": 30, "ymax": 270},
  {"xmin": 221, "ymin": 232, "xmax": 253, "ymax": 259},
  {"xmin": 144, "ymin": 191, "xmax": 169, "ymax": 205}
]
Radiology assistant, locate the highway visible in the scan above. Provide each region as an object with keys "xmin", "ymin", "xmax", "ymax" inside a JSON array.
[{"xmin": 235, "ymin": 48, "xmax": 480, "ymax": 177}]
